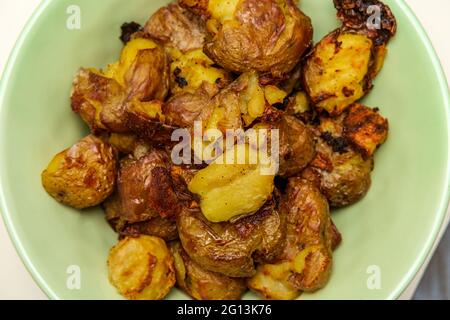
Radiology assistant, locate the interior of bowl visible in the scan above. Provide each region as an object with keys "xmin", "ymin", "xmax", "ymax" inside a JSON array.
[{"xmin": 0, "ymin": 0, "xmax": 449, "ymax": 300}]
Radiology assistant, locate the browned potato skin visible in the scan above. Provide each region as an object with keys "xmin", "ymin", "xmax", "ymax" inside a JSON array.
[
  {"xmin": 144, "ymin": 2, "xmax": 207, "ymax": 53},
  {"xmin": 170, "ymin": 242, "xmax": 247, "ymax": 300},
  {"xmin": 42, "ymin": 135, "xmax": 117, "ymax": 209},
  {"xmin": 248, "ymin": 179, "xmax": 340, "ymax": 299},
  {"xmin": 201, "ymin": 0, "xmax": 313, "ymax": 79},
  {"xmin": 103, "ymin": 193, "xmax": 178, "ymax": 241},
  {"xmin": 343, "ymin": 103, "xmax": 389, "ymax": 158},
  {"xmin": 177, "ymin": 198, "xmax": 286, "ymax": 278},
  {"xmin": 276, "ymin": 115, "xmax": 316, "ymax": 178},
  {"xmin": 124, "ymin": 47, "xmax": 170, "ymax": 102},
  {"xmin": 280, "ymin": 178, "xmax": 338, "ymax": 291},
  {"xmin": 71, "ymin": 69, "xmax": 128, "ymax": 133},
  {"xmin": 117, "ymin": 150, "xmax": 180, "ymax": 223},
  {"xmin": 302, "ymin": 116, "xmax": 374, "ymax": 208}
]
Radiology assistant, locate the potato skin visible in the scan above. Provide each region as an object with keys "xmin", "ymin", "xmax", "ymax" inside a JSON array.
[
  {"xmin": 144, "ymin": 2, "xmax": 207, "ymax": 53},
  {"xmin": 42, "ymin": 135, "xmax": 117, "ymax": 209},
  {"xmin": 117, "ymin": 150, "xmax": 180, "ymax": 223},
  {"xmin": 108, "ymin": 236, "xmax": 176, "ymax": 300},
  {"xmin": 200, "ymin": 0, "xmax": 313, "ymax": 79},
  {"xmin": 170, "ymin": 242, "xmax": 247, "ymax": 300},
  {"xmin": 248, "ymin": 178, "xmax": 339, "ymax": 299},
  {"xmin": 276, "ymin": 115, "xmax": 316, "ymax": 178},
  {"xmin": 177, "ymin": 198, "xmax": 286, "ymax": 278}
]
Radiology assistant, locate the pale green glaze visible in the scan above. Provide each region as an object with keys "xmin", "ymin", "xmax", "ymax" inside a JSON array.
[{"xmin": 0, "ymin": 0, "xmax": 449, "ymax": 300}]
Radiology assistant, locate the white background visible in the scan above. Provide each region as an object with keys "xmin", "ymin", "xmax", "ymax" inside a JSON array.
[{"xmin": 0, "ymin": 0, "xmax": 449, "ymax": 300}]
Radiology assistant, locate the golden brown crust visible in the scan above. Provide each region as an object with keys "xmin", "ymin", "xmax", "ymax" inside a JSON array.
[
  {"xmin": 170, "ymin": 241, "xmax": 247, "ymax": 300},
  {"xmin": 203, "ymin": 0, "xmax": 313, "ymax": 79},
  {"xmin": 145, "ymin": 2, "xmax": 207, "ymax": 52},
  {"xmin": 177, "ymin": 198, "xmax": 286, "ymax": 278},
  {"xmin": 42, "ymin": 135, "xmax": 117, "ymax": 209}
]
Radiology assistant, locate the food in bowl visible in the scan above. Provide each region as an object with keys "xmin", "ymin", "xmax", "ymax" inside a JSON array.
[{"xmin": 40, "ymin": 0, "xmax": 396, "ymax": 300}]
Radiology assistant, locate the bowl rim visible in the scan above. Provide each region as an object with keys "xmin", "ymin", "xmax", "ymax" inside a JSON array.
[{"xmin": 0, "ymin": 0, "xmax": 449, "ymax": 300}]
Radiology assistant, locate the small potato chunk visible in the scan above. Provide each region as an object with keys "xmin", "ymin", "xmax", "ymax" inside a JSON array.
[
  {"xmin": 343, "ymin": 103, "xmax": 389, "ymax": 158},
  {"xmin": 144, "ymin": 2, "xmax": 207, "ymax": 53},
  {"xmin": 41, "ymin": 135, "xmax": 117, "ymax": 209},
  {"xmin": 108, "ymin": 236, "xmax": 176, "ymax": 300},
  {"xmin": 170, "ymin": 49, "xmax": 231, "ymax": 95},
  {"xmin": 105, "ymin": 37, "xmax": 170, "ymax": 101},
  {"xmin": 248, "ymin": 179, "xmax": 339, "ymax": 299},
  {"xmin": 303, "ymin": 31, "xmax": 373, "ymax": 116},
  {"xmin": 170, "ymin": 242, "xmax": 247, "ymax": 300},
  {"xmin": 188, "ymin": 144, "xmax": 275, "ymax": 222}
]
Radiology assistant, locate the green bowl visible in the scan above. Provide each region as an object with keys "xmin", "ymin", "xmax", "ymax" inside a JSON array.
[{"xmin": 0, "ymin": 0, "xmax": 449, "ymax": 300}]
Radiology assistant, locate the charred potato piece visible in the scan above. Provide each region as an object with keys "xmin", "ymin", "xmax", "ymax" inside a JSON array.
[
  {"xmin": 276, "ymin": 115, "xmax": 316, "ymax": 178},
  {"xmin": 177, "ymin": 198, "xmax": 286, "ymax": 278},
  {"xmin": 343, "ymin": 103, "xmax": 389, "ymax": 158},
  {"xmin": 170, "ymin": 242, "xmax": 247, "ymax": 300},
  {"xmin": 170, "ymin": 49, "xmax": 231, "ymax": 95},
  {"xmin": 42, "ymin": 135, "xmax": 117, "ymax": 209},
  {"xmin": 118, "ymin": 150, "xmax": 180, "ymax": 223},
  {"xmin": 108, "ymin": 236, "xmax": 176, "ymax": 300},
  {"xmin": 144, "ymin": 2, "xmax": 207, "ymax": 53},
  {"xmin": 71, "ymin": 68, "xmax": 128, "ymax": 133},
  {"xmin": 181, "ymin": 0, "xmax": 313, "ymax": 79},
  {"xmin": 108, "ymin": 133, "xmax": 147, "ymax": 155},
  {"xmin": 302, "ymin": 116, "xmax": 374, "ymax": 208},
  {"xmin": 188, "ymin": 144, "xmax": 275, "ymax": 223},
  {"xmin": 105, "ymin": 37, "xmax": 170, "ymax": 101},
  {"xmin": 248, "ymin": 178, "xmax": 338, "ymax": 299},
  {"xmin": 303, "ymin": 0, "xmax": 396, "ymax": 116}
]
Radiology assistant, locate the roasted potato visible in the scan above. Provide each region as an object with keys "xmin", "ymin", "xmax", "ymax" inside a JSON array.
[
  {"xmin": 103, "ymin": 192, "xmax": 178, "ymax": 241},
  {"xmin": 117, "ymin": 150, "xmax": 180, "ymax": 223},
  {"xmin": 108, "ymin": 236, "xmax": 176, "ymax": 300},
  {"xmin": 188, "ymin": 144, "xmax": 275, "ymax": 222},
  {"xmin": 303, "ymin": 0, "xmax": 396, "ymax": 115},
  {"xmin": 248, "ymin": 178, "xmax": 339, "ymax": 299},
  {"xmin": 170, "ymin": 242, "xmax": 247, "ymax": 300},
  {"xmin": 343, "ymin": 103, "xmax": 389, "ymax": 158},
  {"xmin": 177, "ymin": 198, "xmax": 286, "ymax": 278},
  {"xmin": 169, "ymin": 48, "xmax": 231, "ymax": 95},
  {"xmin": 301, "ymin": 115, "xmax": 374, "ymax": 208},
  {"xmin": 71, "ymin": 68, "xmax": 128, "ymax": 133},
  {"xmin": 42, "ymin": 135, "xmax": 117, "ymax": 209},
  {"xmin": 105, "ymin": 37, "xmax": 170, "ymax": 101},
  {"xmin": 276, "ymin": 115, "xmax": 316, "ymax": 178},
  {"xmin": 144, "ymin": 2, "xmax": 207, "ymax": 53},
  {"xmin": 180, "ymin": 0, "xmax": 313, "ymax": 79},
  {"xmin": 108, "ymin": 133, "xmax": 146, "ymax": 155}
]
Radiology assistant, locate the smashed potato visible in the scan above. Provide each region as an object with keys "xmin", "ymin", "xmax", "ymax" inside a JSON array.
[
  {"xmin": 177, "ymin": 198, "xmax": 285, "ymax": 277},
  {"xmin": 108, "ymin": 236, "xmax": 176, "ymax": 300},
  {"xmin": 42, "ymin": 135, "xmax": 117, "ymax": 209},
  {"xmin": 169, "ymin": 48, "xmax": 231, "ymax": 95},
  {"xmin": 181, "ymin": 0, "xmax": 313, "ymax": 79},
  {"xmin": 170, "ymin": 242, "xmax": 247, "ymax": 300},
  {"xmin": 144, "ymin": 2, "xmax": 207, "ymax": 53},
  {"xmin": 303, "ymin": 0, "xmax": 396, "ymax": 115},
  {"xmin": 248, "ymin": 178, "xmax": 339, "ymax": 299},
  {"xmin": 188, "ymin": 144, "xmax": 275, "ymax": 222}
]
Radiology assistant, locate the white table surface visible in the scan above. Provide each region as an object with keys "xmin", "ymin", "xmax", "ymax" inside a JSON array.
[{"xmin": 0, "ymin": 0, "xmax": 449, "ymax": 300}]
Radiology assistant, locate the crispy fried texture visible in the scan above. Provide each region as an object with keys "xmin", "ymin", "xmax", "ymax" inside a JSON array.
[
  {"xmin": 145, "ymin": 2, "xmax": 207, "ymax": 53},
  {"xmin": 42, "ymin": 135, "xmax": 117, "ymax": 209},
  {"xmin": 177, "ymin": 198, "xmax": 286, "ymax": 278},
  {"xmin": 277, "ymin": 115, "xmax": 316, "ymax": 178},
  {"xmin": 248, "ymin": 178, "xmax": 339, "ymax": 299},
  {"xmin": 117, "ymin": 150, "xmax": 180, "ymax": 223},
  {"xmin": 71, "ymin": 69, "xmax": 128, "ymax": 133},
  {"xmin": 303, "ymin": 0, "xmax": 396, "ymax": 116},
  {"xmin": 170, "ymin": 242, "xmax": 247, "ymax": 300},
  {"xmin": 108, "ymin": 236, "xmax": 176, "ymax": 300},
  {"xmin": 205, "ymin": 0, "xmax": 312, "ymax": 79},
  {"xmin": 343, "ymin": 103, "xmax": 388, "ymax": 158}
]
